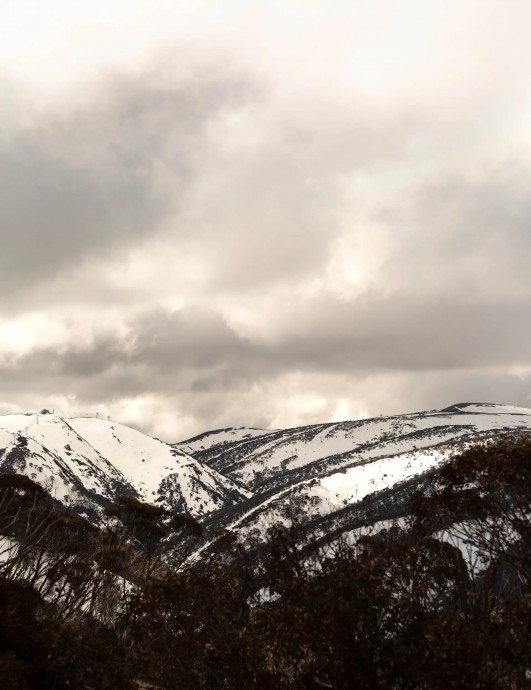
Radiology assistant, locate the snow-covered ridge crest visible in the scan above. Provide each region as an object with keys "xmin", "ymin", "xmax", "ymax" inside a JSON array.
[
  {"xmin": 177, "ymin": 426, "xmax": 274, "ymax": 456},
  {"xmin": 0, "ymin": 412, "xmax": 249, "ymax": 521}
]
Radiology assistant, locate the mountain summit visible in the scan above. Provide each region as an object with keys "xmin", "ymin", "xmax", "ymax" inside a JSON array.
[{"xmin": 0, "ymin": 412, "xmax": 248, "ymax": 522}]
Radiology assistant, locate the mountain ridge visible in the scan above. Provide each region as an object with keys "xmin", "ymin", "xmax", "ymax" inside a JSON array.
[{"xmin": 1, "ymin": 403, "xmax": 530, "ymax": 555}]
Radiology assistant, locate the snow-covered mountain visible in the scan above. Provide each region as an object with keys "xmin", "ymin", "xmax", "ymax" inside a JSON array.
[
  {"xmin": 177, "ymin": 403, "xmax": 531, "ymax": 495},
  {"xmin": 1, "ymin": 403, "xmax": 530, "ymax": 551},
  {"xmin": 0, "ymin": 413, "xmax": 248, "ymax": 522},
  {"xmin": 174, "ymin": 403, "xmax": 531, "ymax": 558}
]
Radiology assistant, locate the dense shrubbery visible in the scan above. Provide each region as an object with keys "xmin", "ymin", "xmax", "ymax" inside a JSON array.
[{"xmin": 0, "ymin": 437, "xmax": 529, "ymax": 688}]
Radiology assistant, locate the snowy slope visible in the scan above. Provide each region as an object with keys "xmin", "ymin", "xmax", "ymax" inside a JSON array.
[
  {"xmin": 175, "ymin": 427, "xmax": 273, "ymax": 456},
  {"xmin": 0, "ymin": 413, "xmax": 134, "ymax": 518},
  {"xmin": 1, "ymin": 403, "xmax": 530, "ymax": 547},
  {"xmin": 0, "ymin": 413, "xmax": 249, "ymax": 520},
  {"xmin": 183, "ymin": 403, "xmax": 531, "ymax": 495},
  {"xmin": 68, "ymin": 417, "xmax": 251, "ymax": 514},
  {"xmin": 179, "ymin": 403, "xmax": 531, "ymax": 559}
]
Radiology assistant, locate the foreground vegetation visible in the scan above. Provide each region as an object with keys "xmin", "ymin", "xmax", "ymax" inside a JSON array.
[{"xmin": 0, "ymin": 436, "xmax": 529, "ymax": 689}]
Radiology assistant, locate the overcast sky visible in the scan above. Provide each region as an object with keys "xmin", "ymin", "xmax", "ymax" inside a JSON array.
[{"xmin": 1, "ymin": 0, "xmax": 531, "ymax": 440}]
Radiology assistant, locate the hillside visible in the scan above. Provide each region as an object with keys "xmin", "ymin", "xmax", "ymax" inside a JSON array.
[
  {"xmin": 174, "ymin": 403, "xmax": 531, "ymax": 558},
  {"xmin": 0, "ymin": 404, "xmax": 530, "ymax": 688},
  {"xmin": 0, "ymin": 413, "xmax": 248, "ymax": 522},
  {"xmin": 1, "ymin": 403, "xmax": 530, "ymax": 552}
]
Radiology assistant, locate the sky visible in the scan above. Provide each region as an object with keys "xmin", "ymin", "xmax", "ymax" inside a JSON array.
[{"xmin": 1, "ymin": 0, "xmax": 531, "ymax": 441}]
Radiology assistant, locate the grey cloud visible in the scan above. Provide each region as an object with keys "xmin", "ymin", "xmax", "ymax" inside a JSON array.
[
  {"xmin": 0, "ymin": 301, "xmax": 531, "ymax": 440},
  {"xmin": 0, "ymin": 136, "xmax": 157, "ymax": 290},
  {"xmin": 132, "ymin": 307, "xmax": 249, "ymax": 371},
  {"xmin": 2, "ymin": 294, "xmax": 530, "ymax": 406},
  {"xmin": 1, "ymin": 50, "xmax": 515, "ymax": 310},
  {"xmin": 0, "ymin": 67, "xmax": 252, "ymax": 299},
  {"xmin": 378, "ymin": 164, "xmax": 531, "ymax": 297},
  {"xmin": 0, "ymin": 307, "xmax": 252, "ymax": 404},
  {"xmin": 271, "ymin": 295, "xmax": 531, "ymax": 373},
  {"xmin": 178, "ymin": 103, "xmax": 471, "ymax": 291},
  {"xmin": 1, "ymin": 32, "xmax": 531, "ymax": 439}
]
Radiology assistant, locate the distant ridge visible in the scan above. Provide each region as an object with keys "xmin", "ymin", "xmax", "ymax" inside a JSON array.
[{"xmin": 440, "ymin": 402, "xmax": 531, "ymax": 415}]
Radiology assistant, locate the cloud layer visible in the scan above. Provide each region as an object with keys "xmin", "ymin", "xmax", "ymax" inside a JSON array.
[{"xmin": 1, "ymin": 1, "xmax": 531, "ymax": 439}]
